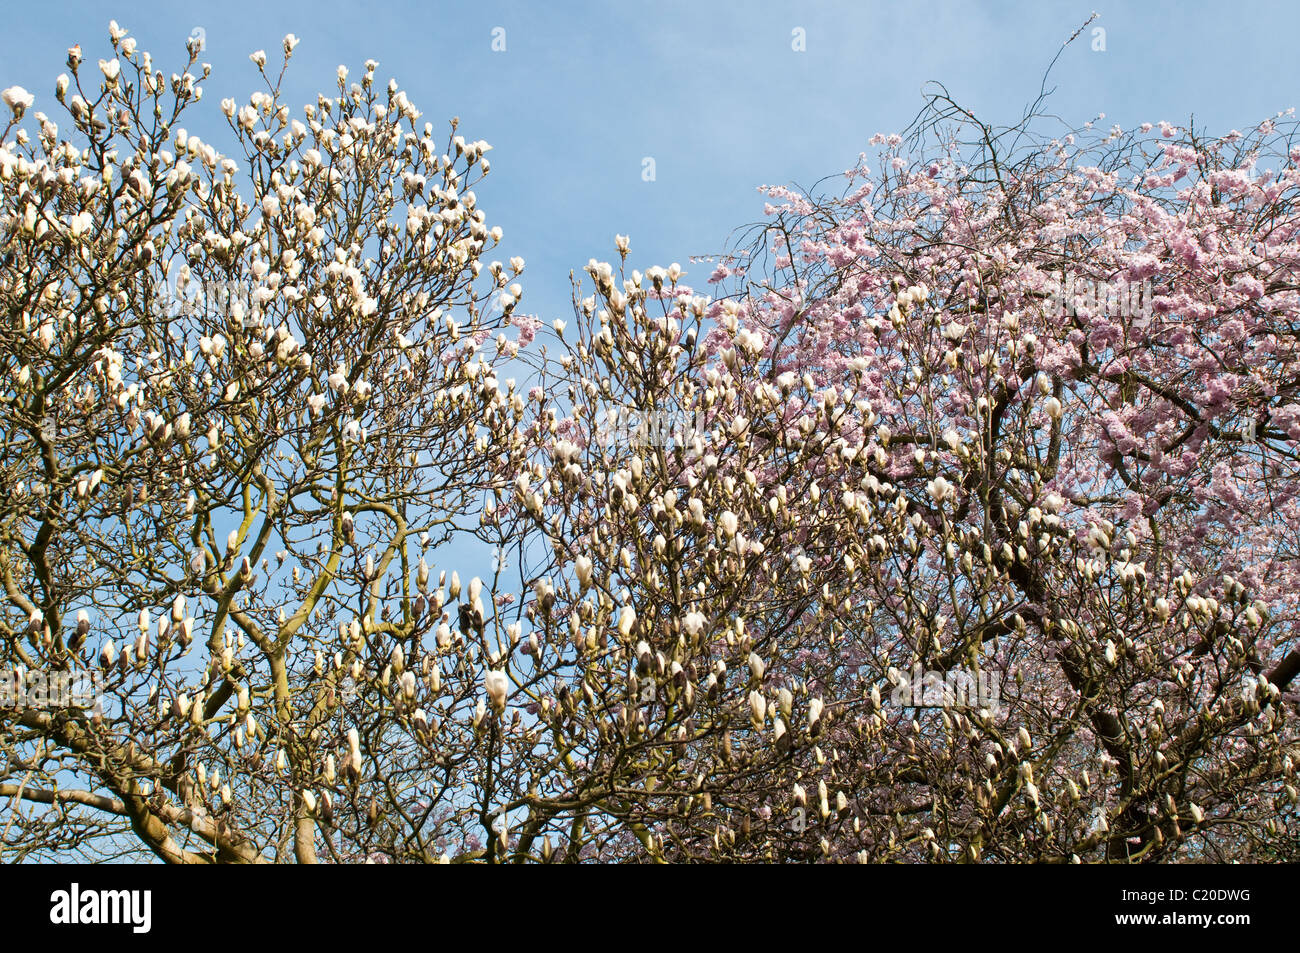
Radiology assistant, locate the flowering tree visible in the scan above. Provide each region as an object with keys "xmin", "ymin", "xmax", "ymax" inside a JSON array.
[
  {"xmin": 1, "ymin": 23, "xmax": 1296, "ymax": 864},
  {"xmin": 0, "ymin": 25, "xmax": 528, "ymax": 862},
  {"xmin": 490, "ymin": 95, "xmax": 1300, "ymax": 861}
]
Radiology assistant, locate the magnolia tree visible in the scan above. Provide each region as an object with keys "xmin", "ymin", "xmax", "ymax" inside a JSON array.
[
  {"xmin": 488, "ymin": 96, "xmax": 1300, "ymax": 861},
  {"xmin": 0, "ymin": 25, "xmax": 532, "ymax": 862},
  {"xmin": 1, "ymin": 24, "xmax": 1297, "ymax": 864}
]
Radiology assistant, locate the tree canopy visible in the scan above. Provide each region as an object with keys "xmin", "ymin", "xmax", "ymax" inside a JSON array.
[{"xmin": 1, "ymin": 24, "xmax": 1296, "ymax": 863}]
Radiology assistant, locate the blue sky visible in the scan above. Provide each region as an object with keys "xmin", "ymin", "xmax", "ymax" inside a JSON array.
[
  {"xmin": 4, "ymin": 0, "xmax": 1299, "ymax": 590},
  {"xmin": 5, "ymin": 0, "xmax": 1299, "ymax": 329},
  {"xmin": 6, "ymin": 2, "xmax": 1295, "ymax": 856}
]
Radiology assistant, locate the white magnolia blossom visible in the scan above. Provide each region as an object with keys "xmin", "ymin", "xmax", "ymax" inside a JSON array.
[
  {"xmin": 484, "ymin": 670, "xmax": 509, "ymax": 711},
  {"xmin": 1, "ymin": 86, "xmax": 34, "ymax": 116},
  {"xmin": 682, "ymin": 611, "xmax": 706, "ymax": 638},
  {"xmin": 0, "ymin": 21, "xmax": 1286, "ymax": 870}
]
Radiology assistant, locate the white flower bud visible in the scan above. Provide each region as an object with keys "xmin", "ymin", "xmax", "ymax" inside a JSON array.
[{"xmin": 484, "ymin": 670, "xmax": 509, "ymax": 711}]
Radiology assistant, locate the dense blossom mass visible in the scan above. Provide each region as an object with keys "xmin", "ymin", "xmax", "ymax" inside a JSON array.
[{"xmin": 0, "ymin": 24, "xmax": 1296, "ymax": 863}]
